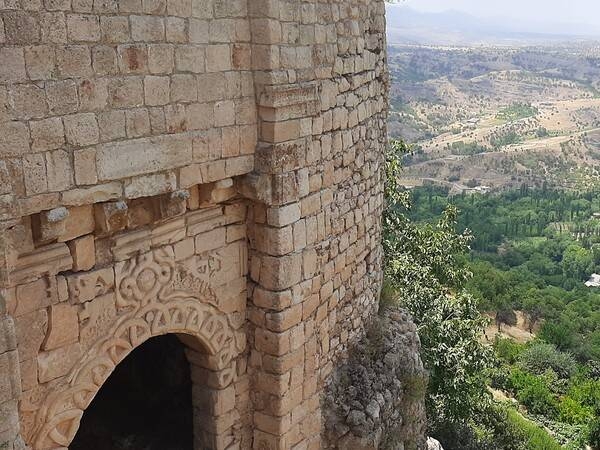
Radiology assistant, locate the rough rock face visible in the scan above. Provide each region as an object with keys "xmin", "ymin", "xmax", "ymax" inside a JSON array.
[
  {"xmin": 426, "ymin": 437, "xmax": 444, "ymax": 450},
  {"xmin": 323, "ymin": 308, "xmax": 428, "ymax": 450}
]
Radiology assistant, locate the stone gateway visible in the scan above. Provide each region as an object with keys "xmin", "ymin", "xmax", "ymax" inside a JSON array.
[{"xmin": 0, "ymin": 0, "xmax": 402, "ymax": 448}]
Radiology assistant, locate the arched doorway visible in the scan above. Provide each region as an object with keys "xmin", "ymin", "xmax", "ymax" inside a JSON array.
[{"xmin": 70, "ymin": 334, "xmax": 193, "ymax": 450}]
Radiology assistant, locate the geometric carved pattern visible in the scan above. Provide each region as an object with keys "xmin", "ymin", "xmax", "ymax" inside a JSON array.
[
  {"xmin": 29, "ymin": 248, "xmax": 244, "ymax": 450},
  {"xmin": 115, "ymin": 247, "xmax": 176, "ymax": 309}
]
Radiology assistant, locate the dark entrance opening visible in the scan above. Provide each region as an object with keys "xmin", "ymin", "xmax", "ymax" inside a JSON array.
[{"xmin": 70, "ymin": 334, "xmax": 193, "ymax": 450}]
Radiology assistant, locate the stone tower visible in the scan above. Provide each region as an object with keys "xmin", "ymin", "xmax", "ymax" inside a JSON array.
[{"xmin": 0, "ymin": 0, "xmax": 389, "ymax": 448}]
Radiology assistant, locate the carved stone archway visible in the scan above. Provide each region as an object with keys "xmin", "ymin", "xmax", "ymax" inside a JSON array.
[{"xmin": 26, "ymin": 248, "xmax": 245, "ymax": 450}]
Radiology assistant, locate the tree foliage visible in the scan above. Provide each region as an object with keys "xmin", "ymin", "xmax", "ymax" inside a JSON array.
[{"xmin": 382, "ymin": 140, "xmax": 493, "ymax": 431}]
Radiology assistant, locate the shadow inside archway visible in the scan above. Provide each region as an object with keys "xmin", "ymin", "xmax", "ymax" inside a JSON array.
[{"xmin": 70, "ymin": 334, "xmax": 193, "ymax": 450}]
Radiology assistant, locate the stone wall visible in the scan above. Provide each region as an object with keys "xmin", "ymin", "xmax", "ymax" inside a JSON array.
[{"xmin": 0, "ymin": 0, "xmax": 391, "ymax": 448}]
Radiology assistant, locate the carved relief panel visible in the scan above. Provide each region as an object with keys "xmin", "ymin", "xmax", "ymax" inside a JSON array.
[{"xmin": 17, "ymin": 224, "xmax": 248, "ymax": 449}]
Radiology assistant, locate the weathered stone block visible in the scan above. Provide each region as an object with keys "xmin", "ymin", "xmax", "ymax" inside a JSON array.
[
  {"xmin": 96, "ymin": 134, "xmax": 192, "ymax": 180},
  {"xmin": 67, "ymin": 267, "xmax": 114, "ymax": 304},
  {"xmin": 14, "ymin": 309, "xmax": 47, "ymax": 361},
  {"xmin": 30, "ymin": 118, "xmax": 64, "ymax": 152},
  {"xmin": 66, "ymin": 14, "xmax": 101, "ymax": 41},
  {"xmin": 63, "ymin": 113, "xmax": 100, "ymax": 147},
  {"xmin": 94, "ymin": 201, "xmax": 128, "ymax": 234},
  {"xmin": 37, "ymin": 342, "xmax": 82, "ymax": 383},
  {"xmin": 68, "ymin": 235, "xmax": 95, "ymax": 272},
  {"xmin": 42, "ymin": 303, "xmax": 79, "ymax": 350},
  {"xmin": 258, "ymin": 253, "xmax": 302, "ymax": 291},
  {"xmin": 59, "ymin": 205, "xmax": 95, "ymax": 242}
]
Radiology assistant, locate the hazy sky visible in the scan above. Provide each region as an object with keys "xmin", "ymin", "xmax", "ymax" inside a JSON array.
[{"xmin": 402, "ymin": 0, "xmax": 600, "ymax": 27}]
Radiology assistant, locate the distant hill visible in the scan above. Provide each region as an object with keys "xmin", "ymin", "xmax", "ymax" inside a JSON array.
[{"xmin": 386, "ymin": 6, "xmax": 600, "ymax": 46}]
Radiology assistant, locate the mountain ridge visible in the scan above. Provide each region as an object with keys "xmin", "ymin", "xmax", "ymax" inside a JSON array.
[{"xmin": 386, "ymin": 5, "xmax": 600, "ymax": 45}]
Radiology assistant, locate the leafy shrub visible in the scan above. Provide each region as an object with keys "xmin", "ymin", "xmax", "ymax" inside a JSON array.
[
  {"xmin": 558, "ymin": 395, "xmax": 594, "ymax": 424},
  {"xmin": 430, "ymin": 403, "xmax": 527, "ymax": 450},
  {"xmin": 517, "ymin": 342, "xmax": 577, "ymax": 379},
  {"xmin": 494, "ymin": 337, "xmax": 525, "ymax": 364},
  {"xmin": 590, "ymin": 412, "xmax": 600, "ymax": 449},
  {"xmin": 505, "ymin": 408, "xmax": 563, "ymax": 450},
  {"xmin": 508, "ymin": 368, "xmax": 558, "ymax": 417}
]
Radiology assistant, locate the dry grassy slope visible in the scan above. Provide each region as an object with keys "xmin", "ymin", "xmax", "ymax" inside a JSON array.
[{"xmin": 390, "ymin": 46, "xmax": 600, "ymax": 190}]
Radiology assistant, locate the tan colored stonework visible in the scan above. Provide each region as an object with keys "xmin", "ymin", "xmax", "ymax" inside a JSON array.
[{"xmin": 0, "ymin": 0, "xmax": 388, "ymax": 449}]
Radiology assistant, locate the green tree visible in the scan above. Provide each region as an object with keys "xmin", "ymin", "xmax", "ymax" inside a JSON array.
[
  {"xmin": 382, "ymin": 140, "xmax": 493, "ymax": 430},
  {"xmin": 562, "ymin": 244, "xmax": 594, "ymax": 280}
]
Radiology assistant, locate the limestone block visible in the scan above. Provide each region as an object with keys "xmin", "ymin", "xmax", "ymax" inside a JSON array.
[
  {"xmin": 158, "ymin": 190, "xmax": 189, "ymax": 218},
  {"xmin": 125, "ymin": 108, "xmax": 151, "ymax": 138},
  {"xmin": 63, "ymin": 113, "xmax": 100, "ymax": 147},
  {"xmin": 5, "ymin": 219, "xmax": 34, "ymax": 258},
  {"xmin": 267, "ymin": 203, "xmax": 301, "ymax": 227},
  {"xmin": 78, "ymin": 292, "xmax": 116, "ymax": 348},
  {"xmin": 59, "ymin": 205, "xmax": 95, "ymax": 242},
  {"xmin": 151, "ymin": 217, "xmax": 186, "ymax": 247},
  {"xmin": 67, "ymin": 267, "xmax": 114, "ymax": 304},
  {"xmin": 68, "ymin": 235, "xmax": 95, "ymax": 272},
  {"xmin": 31, "ymin": 207, "xmax": 68, "ymax": 245},
  {"xmin": 166, "ymin": 16, "xmax": 187, "ymax": 42},
  {"xmin": 45, "ymin": 150, "xmax": 74, "ymax": 193},
  {"xmin": 174, "ymin": 237, "xmax": 195, "ymax": 261},
  {"xmin": 94, "ymin": 201, "xmax": 128, "ymax": 234},
  {"xmin": 255, "ymin": 141, "xmax": 306, "ymax": 174},
  {"xmin": 124, "ymin": 171, "xmax": 177, "ymax": 199},
  {"xmin": 258, "ymin": 254, "xmax": 302, "ymax": 291},
  {"xmin": 112, "ymin": 228, "xmax": 152, "ymax": 261},
  {"xmin": 175, "ymin": 45, "xmax": 205, "ymax": 73},
  {"xmin": 144, "ymin": 75, "xmax": 170, "ymax": 106},
  {"xmin": 14, "ymin": 309, "xmax": 47, "ymax": 361},
  {"xmin": 0, "ymin": 48, "xmax": 27, "ymax": 83},
  {"xmin": 96, "ymin": 134, "xmax": 192, "ymax": 180},
  {"xmin": 37, "ymin": 342, "xmax": 82, "ymax": 383},
  {"xmin": 11, "ymin": 243, "xmax": 72, "ymax": 287},
  {"xmin": 66, "ymin": 13, "xmax": 100, "ymax": 41},
  {"xmin": 0, "ymin": 121, "xmax": 30, "ymax": 157},
  {"xmin": 62, "ymin": 182, "xmax": 123, "ymax": 206},
  {"xmin": 74, "ymin": 148, "xmax": 98, "ymax": 185},
  {"xmin": 4, "ymin": 11, "xmax": 40, "ymax": 45},
  {"xmin": 40, "ymin": 11, "xmax": 67, "ymax": 44},
  {"xmin": 253, "ymin": 225, "xmax": 293, "ymax": 256},
  {"xmin": 265, "ymin": 304, "xmax": 303, "ymax": 332},
  {"xmin": 46, "ymin": 80, "xmax": 78, "ymax": 115},
  {"xmin": 127, "ymin": 197, "xmax": 157, "ymax": 228},
  {"xmin": 100, "ymin": 16, "xmax": 130, "ymax": 42},
  {"xmin": 22, "ymin": 153, "xmax": 48, "ymax": 196},
  {"xmin": 42, "ymin": 303, "xmax": 79, "ymax": 350},
  {"xmin": 185, "ymin": 207, "xmax": 223, "ymax": 236},
  {"xmin": 9, "ymin": 83, "xmax": 48, "ymax": 120},
  {"xmin": 195, "ymin": 228, "xmax": 226, "ymax": 255},
  {"xmin": 226, "ymin": 224, "xmax": 245, "ymax": 243},
  {"xmin": 148, "ymin": 43, "xmax": 174, "ymax": 74},
  {"xmin": 253, "ymin": 287, "xmax": 293, "ymax": 311},
  {"xmin": 78, "ymin": 78, "xmax": 109, "ymax": 111},
  {"xmin": 108, "ymin": 76, "xmax": 144, "ymax": 108},
  {"xmin": 206, "ymin": 44, "xmax": 231, "ymax": 72},
  {"xmin": 117, "ymin": 44, "xmax": 148, "ymax": 74},
  {"xmin": 225, "ymin": 155, "xmax": 254, "ymax": 178},
  {"xmin": 56, "ymin": 45, "xmax": 93, "ymax": 78},
  {"xmin": 94, "ymin": 112, "xmax": 122, "ymax": 142},
  {"xmin": 0, "ymin": 399, "xmax": 19, "ymax": 435},
  {"xmin": 131, "ymin": 15, "xmax": 165, "ymax": 41}
]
